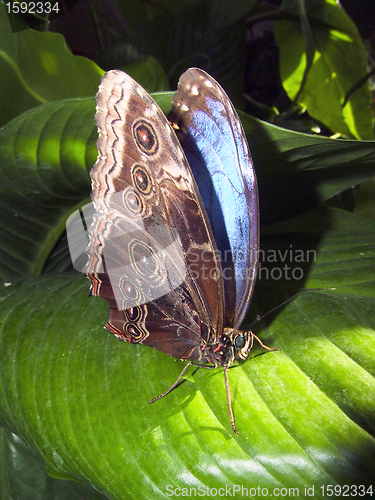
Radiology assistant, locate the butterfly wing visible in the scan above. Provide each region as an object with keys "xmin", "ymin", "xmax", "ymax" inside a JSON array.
[
  {"xmin": 169, "ymin": 68, "xmax": 259, "ymax": 329},
  {"xmin": 85, "ymin": 70, "xmax": 225, "ymax": 362}
]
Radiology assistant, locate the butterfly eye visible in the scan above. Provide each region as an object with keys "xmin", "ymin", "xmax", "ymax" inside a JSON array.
[
  {"xmin": 133, "ymin": 120, "xmax": 158, "ymax": 154},
  {"xmin": 234, "ymin": 334, "xmax": 246, "ymax": 349},
  {"xmin": 129, "ymin": 240, "xmax": 158, "ymax": 279},
  {"xmin": 132, "ymin": 165, "xmax": 153, "ymax": 195},
  {"xmin": 125, "ymin": 323, "xmax": 144, "ymax": 340},
  {"xmin": 119, "ymin": 279, "xmax": 138, "ymax": 300},
  {"xmin": 124, "ymin": 189, "xmax": 143, "ymax": 213},
  {"xmin": 126, "ymin": 306, "xmax": 141, "ymax": 322}
]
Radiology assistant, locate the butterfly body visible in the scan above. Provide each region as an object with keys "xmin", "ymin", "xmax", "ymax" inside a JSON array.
[{"xmin": 85, "ymin": 68, "xmax": 276, "ymax": 433}]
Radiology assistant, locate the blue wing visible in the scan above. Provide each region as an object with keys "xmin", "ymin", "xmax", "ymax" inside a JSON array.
[{"xmin": 169, "ymin": 68, "xmax": 259, "ymax": 329}]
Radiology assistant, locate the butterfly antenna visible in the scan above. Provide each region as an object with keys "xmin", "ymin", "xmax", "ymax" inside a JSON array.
[
  {"xmin": 224, "ymin": 366, "xmax": 238, "ymax": 435},
  {"xmin": 150, "ymin": 362, "xmax": 192, "ymax": 403},
  {"xmin": 248, "ymin": 287, "xmax": 335, "ymax": 328}
]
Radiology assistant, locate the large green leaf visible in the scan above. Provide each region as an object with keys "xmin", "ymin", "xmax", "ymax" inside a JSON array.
[
  {"xmin": 0, "ymin": 205, "xmax": 374, "ymax": 499},
  {"xmin": 274, "ymin": 0, "xmax": 373, "ymax": 140},
  {"xmin": 239, "ymin": 113, "xmax": 375, "ymax": 222},
  {"xmin": 0, "ymin": 1, "xmax": 103, "ymax": 128},
  {"xmin": 0, "ymin": 99, "xmax": 95, "ymax": 282},
  {"xmin": 0, "ymin": 429, "xmax": 108, "ymax": 500},
  {"xmin": 119, "ymin": 56, "xmax": 170, "ymax": 92}
]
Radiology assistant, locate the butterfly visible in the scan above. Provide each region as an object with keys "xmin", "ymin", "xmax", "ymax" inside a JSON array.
[{"xmin": 84, "ymin": 68, "xmax": 279, "ymax": 434}]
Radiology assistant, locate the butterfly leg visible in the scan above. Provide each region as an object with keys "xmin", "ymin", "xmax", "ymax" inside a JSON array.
[
  {"xmin": 149, "ymin": 361, "xmax": 192, "ymax": 403},
  {"xmin": 251, "ymin": 332, "xmax": 280, "ymax": 352},
  {"xmin": 224, "ymin": 365, "xmax": 238, "ymax": 435},
  {"xmin": 225, "ymin": 333, "xmax": 279, "ymax": 434}
]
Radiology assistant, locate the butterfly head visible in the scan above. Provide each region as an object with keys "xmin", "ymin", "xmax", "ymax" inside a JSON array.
[{"xmin": 212, "ymin": 328, "xmax": 253, "ymax": 368}]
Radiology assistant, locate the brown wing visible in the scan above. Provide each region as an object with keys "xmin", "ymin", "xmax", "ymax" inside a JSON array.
[{"xmin": 85, "ymin": 70, "xmax": 224, "ymax": 362}]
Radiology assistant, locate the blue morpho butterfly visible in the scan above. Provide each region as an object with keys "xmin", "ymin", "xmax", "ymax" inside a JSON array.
[{"xmin": 78, "ymin": 68, "xmax": 279, "ymax": 434}]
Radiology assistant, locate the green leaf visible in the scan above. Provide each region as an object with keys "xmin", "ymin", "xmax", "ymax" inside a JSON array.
[
  {"xmin": 240, "ymin": 113, "xmax": 375, "ymax": 222},
  {"xmin": 274, "ymin": 0, "xmax": 374, "ymax": 139},
  {"xmin": 119, "ymin": 55, "xmax": 170, "ymax": 92},
  {"xmin": 0, "ymin": 2, "xmax": 103, "ymax": 128},
  {"xmin": 0, "ymin": 429, "xmax": 108, "ymax": 500},
  {"xmin": 0, "ymin": 98, "xmax": 95, "ymax": 283},
  {"xmin": 279, "ymin": 0, "xmax": 317, "ymax": 103},
  {"xmin": 0, "ymin": 206, "xmax": 374, "ymax": 499},
  {"xmin": 353, "ymin": 178, "xmax": 375, "ymax": 222}
]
